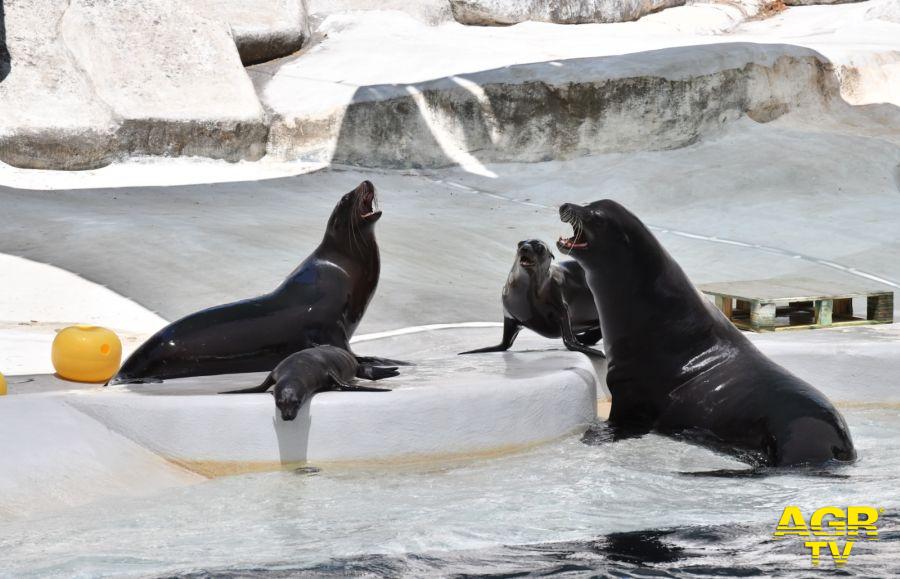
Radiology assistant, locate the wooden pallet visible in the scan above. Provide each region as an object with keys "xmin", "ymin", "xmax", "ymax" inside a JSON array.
[{"xmin": 698, "ymin": 277, "xmax": 894, "ymax": 332}]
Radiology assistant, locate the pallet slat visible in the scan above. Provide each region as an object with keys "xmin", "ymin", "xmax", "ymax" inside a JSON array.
[{"xmin": 699, "ymin": 278, "xmax": 894, "ymax": 333}]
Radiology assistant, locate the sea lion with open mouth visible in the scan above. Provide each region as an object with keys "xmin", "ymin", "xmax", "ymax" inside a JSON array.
[
  {"xmin": 222, "ymin": 345, "xmax": 397, "ymax": 421},
  {"xmin": 460, "ymin": 239, "xmax": 604, "ymax": 357},
  {"xmin": 111, "ymin": 181, "xmax": 405, "ymax": 384},
  {"xmin": 558, "ymin": 200, "xmax": 855, "ymax": 467}
]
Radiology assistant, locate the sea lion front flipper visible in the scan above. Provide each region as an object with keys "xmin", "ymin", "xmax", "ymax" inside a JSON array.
[
  {"xmin": 576, "ymin": 327, "xmax": 603, "ymax": 346},
  {"xmin": 458, "ymin": 316, "xmax": 521, "ymax": 355},
  {"xmin": 354, "ymin": 355, "xmax": 413, "ymax": 367},
  {"xmin": 220, "ymin": 372, "xmax": 275, "ymax": 394},
  {"xmin": 329, "ymin": 372, "xmax": 391, "ymax": 392},
  {"xmin": 560, "ymin": 306, "xmax": 606, "ymax": 358},
  {"xmin": 356, "ymin": 365, "xmax": 400, "ymax": 381}
]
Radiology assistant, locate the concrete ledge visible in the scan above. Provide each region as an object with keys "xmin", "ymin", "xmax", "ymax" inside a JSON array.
[
  {"xmin": 66, "ymin": 350, "xmax": 598, "ymax": 474},
  {"xmin": 192, "ymin": 0, "xmax": 311, "ymax": 65},
  {"xmin": 450, "ymin": 0, "xmax": 686, "ymax": 25},
  {"xmin": 268, "ymin": 43, "xmax": 841, "ymax": 168},
  {"xmin": 0, "ymin": 0, "xmax": 268, "ymax": 170}
]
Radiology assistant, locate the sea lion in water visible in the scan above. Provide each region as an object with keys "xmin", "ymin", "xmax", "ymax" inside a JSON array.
[
  {"xmin": 222, "ymin": 345, "xmax": 397, "ymax": 421},
  {"xmin": 460, "ymin": 239, "xmax": 604, "ymax": 357},
  {"xmin": 557, "ymin": 200, "xmax": 855, "ymax": 467},
  {"xmin": 111, "ymin": 180, "xmax": 404, "ymax": 384}
]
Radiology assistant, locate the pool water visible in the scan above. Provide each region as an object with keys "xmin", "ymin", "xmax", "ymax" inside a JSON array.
[{"xmin": 1, "ymin": 404, "xmax": 897, "ymax": 577}]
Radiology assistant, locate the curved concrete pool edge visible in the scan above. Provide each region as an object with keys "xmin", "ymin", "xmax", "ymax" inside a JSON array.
[
  {"xmin": 0, "ymin": 335, "xmax": 600, "ymax": 516},
  {"xmin": 65, "ymin": 352, "xmax": 598, "ymax": 472}
]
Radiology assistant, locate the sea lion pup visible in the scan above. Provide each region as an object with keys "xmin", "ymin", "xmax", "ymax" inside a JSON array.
[
  {"xmin": 460, "ymin": 239, "xmax": 605, "ymax": 357},
  {"xmin": 222, "ymin": 345, "xmax": 397, "ymax": 421},
  {"xmin": 111, "ymin": 180, "xmax": 406, "ymax": 385},
  {"xmin": 558, "ymin": 200, "xmax": 855, "ymax": 467}
]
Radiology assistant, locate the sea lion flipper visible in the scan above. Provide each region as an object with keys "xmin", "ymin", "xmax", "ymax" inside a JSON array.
[
  {"xmin": 355, "ymin": 365, "xmax": 400, "ymax": 381},
  {"xmin": 329, "ymin": 372, "xmax": 391, "ymax": 392},
  {"xmin": 220, "ymin": 372, "xmax": 275, "ymax": 394},
  {"xmin": 560, "ymin": 306, "xmax": 606, "ymax": 358},
  {"xmin": 354, "ymin": 355, "xmax": 413, "ymax": 367},
  {"xmin": 458, "ymin": 317, "xmax": 521, "ymax": 355},
  {"xmin": 576, "ymin": 327, "xmax": 603, "ymax": 346}
]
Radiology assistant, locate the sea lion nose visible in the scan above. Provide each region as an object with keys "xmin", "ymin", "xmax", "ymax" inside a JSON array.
[{"xmin": 559, "ymin": 204, "xmax": 575, "ymax": 221}]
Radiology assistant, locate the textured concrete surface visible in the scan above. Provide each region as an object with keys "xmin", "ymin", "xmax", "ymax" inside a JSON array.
[
  {"xmin": 308, "ymin": 0, "xmax": 453, "ymax": 24},
  {"xmin": 193, "ymin": 0, "xmax": 310, "ymax": 65},
  {"xmin": 785, "ymin": 0, "xmax": 863, "ymax": 5},
  {"xmin": 2, "ymin": 1, "xmax": 896, "ymax": 170},
  {"xmin": 0, "ymin": 0, "xmax": 118, "ymax": 170},
  {"xmin": 255, "ymin": 1, "xmax": 899, "ymax": 169},
  {"xmin": 280, "ymin": 44, "xmax": 841, "ymax": 169},
  {"xmin": 0, "ymin": 394, "xmax": 202, "ymax": 519},
  {"xmin": 2, "ymin": 114, "xmax": 897, "ymax": 327},
  {"xmin": 450, "ymin": 0, "xmax": 685, "ymax": 25},
  {"xmin": 0, "ymin": 0, "xmax": 270, "ymax": 170},
  {"xmin": 60, "ymin": 0, "xmax": 266, "ymax": 161}
]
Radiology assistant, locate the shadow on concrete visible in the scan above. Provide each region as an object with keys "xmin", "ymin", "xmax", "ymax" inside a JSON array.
[{"xmin": 0, "ymin": 0, "xmax": 10, "ymax": 82}]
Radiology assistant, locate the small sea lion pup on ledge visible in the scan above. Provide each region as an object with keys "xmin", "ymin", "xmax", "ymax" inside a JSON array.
[
  {"xmin": 460, "ymin": 239, "xmax": 605, "ymax": 357},
  {"xmin": 111, "ymin": 181, "xmax": 405, "ymax": 384},
  {"xmin": 558, "ymin": 200, "xmax": 855, "ymax": 467},
  {"xmin": 223, "ymin": 346, "xmax": 397, "ymax": 421}
]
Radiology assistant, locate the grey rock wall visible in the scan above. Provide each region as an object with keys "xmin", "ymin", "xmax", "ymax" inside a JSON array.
[
  {"xmin": 450, "ymin": 0, "xmax": 685, "ymax": 25},
  {"xmin": 0, "ymin": 0, "xmax": 278, "ymax": 170}
]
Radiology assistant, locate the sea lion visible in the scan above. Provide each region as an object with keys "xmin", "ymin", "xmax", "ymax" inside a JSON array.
[
  {"xmin": 557, "ymin": 200, "xmax": 856, "ymax": 467},
  {"xmin": 111, "ymin": 180, "xmax": 404, "ymax": 384},
  {"xmin": 222, "ymin": 345, "xmax": 397, "ymax": 421},
  {"xmin": 460, "ymin": 239, "xmax": 604, "ymax": 357}
]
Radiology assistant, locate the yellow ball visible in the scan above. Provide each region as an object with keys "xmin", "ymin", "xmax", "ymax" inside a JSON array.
[
  {"xmin": 0, "ymin": 372, "xmax": 7, "ymax": 396},
  {"xmin": 52, "ymin": 325, "xmax": 122, "ymax": 383}
]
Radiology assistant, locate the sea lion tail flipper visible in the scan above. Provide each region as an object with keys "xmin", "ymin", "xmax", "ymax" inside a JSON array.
[
  {"xmin": 356, "ymin": 365, "xmax": 400, "ymax": 381},
  {"xmin": 459, "ymin": 317, "xmax": 520, "ymax": 355},
  {"xmin": 330, "ymin": 372, "xmax": 391, "ymax": 392},
  {"xmin": 354, "ymin": 355, "xmax": 413, "ymax": 367},
  {"xmin": 459, "ymin": 344, "xmax": 510, "ymax": 355},
  {"xmin": 220, "ymin": 372, "xmax": 275, "ymax": 394}
]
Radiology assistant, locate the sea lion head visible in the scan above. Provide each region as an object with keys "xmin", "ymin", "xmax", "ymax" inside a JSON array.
[
  {"xmin": 274, "ymin": 382, "xmax": 302, "ymax": 421},
  {"xmin": 325, "ymin": 180, "xmax": 382, "ymax": 252},
  {"xmin": 556, "ymin": 200, "xmax": 643, "ymax": 267},
  {"xmin": 515, "ymin": 239, "xmax": 554, "ymax": 276}
]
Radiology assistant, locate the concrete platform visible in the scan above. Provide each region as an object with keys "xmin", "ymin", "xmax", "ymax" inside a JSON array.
[
  {"xmin": 2, "ymin": 329, "xmax": 600, "ymax": 488},
  {"xmin": 66, "ymin": 347, "xmax": 597, "ymax": 475}
]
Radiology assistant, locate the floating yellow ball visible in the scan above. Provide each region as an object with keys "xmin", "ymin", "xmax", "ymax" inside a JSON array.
[
  {"xmin": 0, "ymin": 372, "xmax": 7, "ymax": 396},
  {"xmin": 52, "ymin": 325, "xmax": 122, "ymax": 383}
]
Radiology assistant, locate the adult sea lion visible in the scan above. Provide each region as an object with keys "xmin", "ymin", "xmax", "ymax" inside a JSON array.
[
  {"xmin": 461, "ymin": 239, "xmax": 604, "ymax": 357},
  {"xmin": 222, "ymin": 345, "xmax": 397, "ymax": 421},
  {"xmin": 111, "ymin": 181, "xmax": 402, "ymax": 384},
  {"xmin": 557, "ymin": 200, "xmax": 855, "ymax": 467}
]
